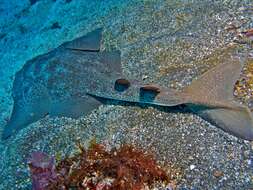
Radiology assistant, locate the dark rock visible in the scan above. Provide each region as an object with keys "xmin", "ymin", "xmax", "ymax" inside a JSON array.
[
  {"xmin": 50, "ymin": 22, "xmax": 61, "ymax": 30},
  {"xmin": 30, "ymin": 0, "xmax": 40, "ymax": 5},
  {"xmin": 0, "ymin": 33, "xmax": 7, "ymax": 40},
  {"xmin": 18, "ymin": 24, "xmax": 28, "ymax": 34}
]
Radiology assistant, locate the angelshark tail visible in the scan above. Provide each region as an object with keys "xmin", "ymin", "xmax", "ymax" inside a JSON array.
[
  {"xmin": 91, "ymin": 49, "xmax": 253, "ymax": 140},
  {"xmin": 176, "ymin": 51, "xmax": 253, "ymax": 140}
]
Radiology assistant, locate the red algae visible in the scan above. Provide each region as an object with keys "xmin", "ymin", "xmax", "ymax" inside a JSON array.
[
  {"xmin": 28, "ymin": 142, "xmax": 170, "ymax": 190},
  {"xmin": 241, "ymin": 28, "xmax": 253, "ymax": 37},
  {"xmin": 28, "ymin": 152, "xmax": 58, "ymax": 190}
]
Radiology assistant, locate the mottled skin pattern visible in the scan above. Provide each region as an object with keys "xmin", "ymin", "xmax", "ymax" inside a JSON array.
[{"xmin": 2, "ymin": 29, "xmax": 122, "ymax": 139}]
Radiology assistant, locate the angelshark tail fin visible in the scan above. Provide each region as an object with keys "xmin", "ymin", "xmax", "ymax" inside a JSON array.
[
  {"xmin": 178, "ymin": 50, "xmax": 253, "ymax": 140},
  {"xmin": 190, "ymin": 102, "xmax": 253, "ymax": 140}
]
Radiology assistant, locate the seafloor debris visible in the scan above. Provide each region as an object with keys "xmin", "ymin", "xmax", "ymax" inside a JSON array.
[
  {"xmin": 234, "ymin": 28, "xmax": 253, "ymax": 44},
  {"xmin": 241, "ymin": 28, "xmax": 253, "ymax": 38},
  {"xmin": 28, "ymin": 142, "xmax": 170, "ymax": 190}
]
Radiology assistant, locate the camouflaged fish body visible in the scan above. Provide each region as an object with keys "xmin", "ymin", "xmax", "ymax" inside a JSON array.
[
  {"xmin": 3, "ymin": 28, "xmax": 253, "ymax": 141},
  {"xmin": 3, "ymin": 28, "xmax": 122, "ymax": 139}
]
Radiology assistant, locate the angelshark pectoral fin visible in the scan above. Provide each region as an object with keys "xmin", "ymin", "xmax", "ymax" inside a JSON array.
[
  {"xmin": 2, "ymin": 117, "xmax": 18, "ymax": 140},
  {"xmin": 2, "ymin": 83, "xmax": 51, "ymax": 140},
  {"xmin": 190, "ymin": 103, "xmax": 253, "ymax": 140},
  {"xmin": 2, "ymin": 101, "xmax": 51, "ymax": 140},
  {"xmin": 50, "ymin": 95, "xmax": 102, "ymax": 118}
]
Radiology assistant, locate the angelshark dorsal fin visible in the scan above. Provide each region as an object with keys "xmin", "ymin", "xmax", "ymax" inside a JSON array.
[
  {"xmin": 63, "ymin": 28, "xmax": 103, "ymax": 51},
  {"xmin": 182, "ymin": 52, "xmax": 245, "ymax": 104}
]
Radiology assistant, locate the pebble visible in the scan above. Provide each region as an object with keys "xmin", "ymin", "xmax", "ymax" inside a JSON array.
[
  {"xmin": 190, "ymin": 165, "xmax": 196, "ymax": 170},
  {"xmin": 213, "ymin": 170, "xmax": 224, "ymax": 178}
]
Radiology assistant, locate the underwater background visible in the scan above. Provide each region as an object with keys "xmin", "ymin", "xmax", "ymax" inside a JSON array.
[{"xmin": 0, "ymin": 0, "xmax": 252, "ymax": 189}]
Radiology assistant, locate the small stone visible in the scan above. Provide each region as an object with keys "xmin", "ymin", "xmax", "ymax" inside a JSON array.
[
  {"xmin": 142, "ymin": 75, "xmax": 148, "ymax": 80},
  {"xmin": 213, "ymin": 170, "xmax": 223, "ymax": 178},
  {"xmin": 189, "ymin": 165, "xmax": 196, "ymax": 170},
  {"xmin": 166, "ymin": 182, "xmax": 177, "ymax": 190},
  {"xmin": 50, "ymin": 22, "xmax": 61, "ymax": 30},
  {"xmin": 188, "ymin": 156, "xmax": 194, "ymax": 160}
]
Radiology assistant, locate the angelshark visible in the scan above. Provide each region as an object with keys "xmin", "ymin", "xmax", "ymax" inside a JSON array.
[
  {"xmin": 2, "ymin": 28, "xmax": 122, "ymax": 139},
  {"xmin": 2, "ymin": 28, "xmax": 253, "ymax": 141}
]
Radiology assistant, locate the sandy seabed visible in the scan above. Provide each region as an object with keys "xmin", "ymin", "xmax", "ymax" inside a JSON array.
[{"xmin": 0, "ymin": 0, "xmax": 252, "ymax": 189}]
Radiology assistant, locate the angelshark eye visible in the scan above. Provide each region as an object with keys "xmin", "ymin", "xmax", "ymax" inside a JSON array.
[{"xmin": 114, "ymin": 79, "xmax": 130, "ymax": 92}]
